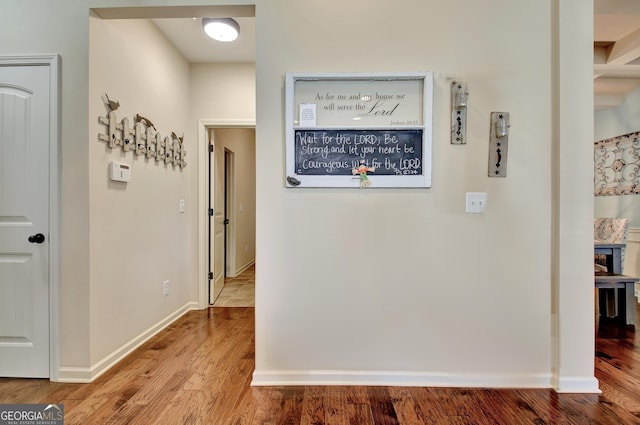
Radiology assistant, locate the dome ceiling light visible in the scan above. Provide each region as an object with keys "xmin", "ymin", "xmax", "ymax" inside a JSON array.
[{"xmin": 202, "ymin": 18, "xmax": 240, "ymax": 42}]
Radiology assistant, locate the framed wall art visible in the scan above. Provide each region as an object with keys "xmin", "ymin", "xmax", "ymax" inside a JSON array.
[{"xmin": 285, "ymin": 72, "xmax": 433, "ymax": 188}]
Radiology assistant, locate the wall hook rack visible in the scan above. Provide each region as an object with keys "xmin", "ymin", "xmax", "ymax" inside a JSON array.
[{"xmin": 98, "ymin": 97, "xmax": 187, "ymax": 169}]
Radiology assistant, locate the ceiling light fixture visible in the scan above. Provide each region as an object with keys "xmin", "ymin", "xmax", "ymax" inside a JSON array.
[{"xmin": 202, "ymin": 18, "xmax": 240, "ymax": 42}]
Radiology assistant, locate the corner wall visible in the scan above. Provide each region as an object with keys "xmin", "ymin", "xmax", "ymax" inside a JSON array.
[
  {"xmin": 87, "ymin": 16, "xmax": 196, "ymax": 376},
  {"xmin": 552, "ymin": 0, "xmax": 598, "ymax": 393},
  {"xmin": 0, "ymin": 0, "xmax": 93, "ymax": 371},
  {"xmin": 0, "ymin": 0, "xmax": 256, "ymax": 381}
]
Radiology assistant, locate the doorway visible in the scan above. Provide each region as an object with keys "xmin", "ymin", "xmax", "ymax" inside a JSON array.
[
  {"xmin": 89, "ymin": 6, "xmax": 256, "ymax": 311},
  {"xmin": 224, "ymin": 148, "xmax": 234, "ymax": 278},
  {"xmin": 206, "ymin": 126, "xmax": 256, "ymax": 306}
]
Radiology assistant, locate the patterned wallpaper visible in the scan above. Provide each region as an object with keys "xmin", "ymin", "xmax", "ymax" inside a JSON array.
[{"xmin": 594, "ymin": 131, "xmax": 640, "ymax": 196}]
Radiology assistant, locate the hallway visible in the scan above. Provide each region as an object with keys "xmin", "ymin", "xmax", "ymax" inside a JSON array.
[{"xmin": 212, "ymin": 264, "xmax": 255, "ymax": 307}]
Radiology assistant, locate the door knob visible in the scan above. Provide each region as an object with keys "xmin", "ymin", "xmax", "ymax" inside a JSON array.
[{"xmin": 28, "ymin": 233, "xmax": 46, "ymax": 244}]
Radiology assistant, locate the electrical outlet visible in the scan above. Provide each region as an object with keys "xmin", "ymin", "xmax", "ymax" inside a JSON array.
[
  {"xmin": 163, "ymin": 280, "xmax": 170, "ymax": 296},
  {"xmin": 466, "ymin": 192, "xmax": 487, "ymax": 214}
]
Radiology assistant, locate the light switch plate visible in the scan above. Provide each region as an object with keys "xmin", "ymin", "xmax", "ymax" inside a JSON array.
[{"xmin": 466, "ymin": 192, "xmax": 487, "ymax": 214}]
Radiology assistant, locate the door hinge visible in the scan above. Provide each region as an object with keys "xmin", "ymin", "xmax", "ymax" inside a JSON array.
[
  {"xmin": 208, "ymin": 272, "xmax": 213, "ymax": 280},
  {"xmin": 209, "ymin": 208, "xmax": 213, "ymax": 217},
  {"xmin": 208, "ymin": 144, "xmax": 213, "ymax": 153}
]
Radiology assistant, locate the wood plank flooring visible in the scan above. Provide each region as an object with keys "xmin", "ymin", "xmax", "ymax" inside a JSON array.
[{"xmin": 2, "ymin": 304, "xmax": 640, "ymax": 424}]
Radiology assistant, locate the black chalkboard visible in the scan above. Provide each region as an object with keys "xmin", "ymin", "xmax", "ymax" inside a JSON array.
[{"xmin": 294, "ymin": 129, "xmax": 423, "ymax": 176}]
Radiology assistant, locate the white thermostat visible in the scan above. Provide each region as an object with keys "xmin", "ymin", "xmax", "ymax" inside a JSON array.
[{"xmin": 109, "ymin": 161, "xmax": 131, "ymax": 182}]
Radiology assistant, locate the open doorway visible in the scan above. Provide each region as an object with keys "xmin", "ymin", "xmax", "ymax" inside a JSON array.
[
  {"xmin": 224, "ymin": 148, "xmax": 233, "ymax": 277},
  {"xmin": 89, "ymin": 6, "xmax": 256, "ymax": 312},
  {"xmin": 207, "ymin": 127, "xmax": 256, "ymax": 306}
]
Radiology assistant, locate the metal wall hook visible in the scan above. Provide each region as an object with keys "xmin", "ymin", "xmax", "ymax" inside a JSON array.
[{"xmin": 451, "ymin": 81, "xmax": 468, "ymax": 145}]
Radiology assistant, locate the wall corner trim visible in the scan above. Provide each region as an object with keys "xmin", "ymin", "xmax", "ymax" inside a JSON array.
[{"xmin": 553, "ymin": 376, "xmax": 601, "ymax": 394}]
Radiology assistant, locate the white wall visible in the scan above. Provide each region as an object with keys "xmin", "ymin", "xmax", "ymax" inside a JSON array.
[
  {"xmin": 553, "ymin": 0, "xmax": 597, "ymax": 392},
  {"xmin": 594, "ymin": 86, "xmax": 640, "ymax": 227},
  {"xmin": 88, "ymin": 17, "xmax": 195, "ymax": 370},
  {"xmin": 190, "ymin": 63, "xmax": 255, "ymax": 122},
  {"xmin": 0, "ymin": 0, "xmax": 596, "ymax": 391},
  {"xmin": 253, "ymin": 0, "xmax": 595, "ymax": 390}
]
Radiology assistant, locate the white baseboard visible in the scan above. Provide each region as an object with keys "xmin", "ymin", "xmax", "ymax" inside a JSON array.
[
  {"xmin": 626, "ymin": 227, "xmax": 640, "ymax": 299},
  {"xmin": 236, "ymin": 259, "xmax": 255, "ymax": 276},
  {"xmin": 628, "ymin": 227, "xmax": 640, "ymax": 243},
  {"xmin": 553, "ymin": 376, "xmax": 601, "ymax": 393},
  {"xmin": 57, "ymin": 302, "xmax": 198, "ymax": 383},
  {"xmin": 55, "ymin": 367, "xmax": 93, "ymax": 383},
  {"xmin": 251, "ymin": 370, "xmax": 553, "ymax": 389}
]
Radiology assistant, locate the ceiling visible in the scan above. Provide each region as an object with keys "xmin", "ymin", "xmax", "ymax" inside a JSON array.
[
  {"xmin": 594, "ymin": 0, "xmax": 640, "ymax": 109},
  {"xmin": 152, "ymin": 17, "xmax": 255, "ymax": 63},
  {"xmin": 150, "ymin": 1, "xmax": 640, "ymax": 111}
]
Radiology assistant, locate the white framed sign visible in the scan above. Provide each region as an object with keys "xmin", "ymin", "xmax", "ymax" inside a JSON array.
[{"xmin": 285, "ymin": 72, "xmax": 433, "ymax": 188}]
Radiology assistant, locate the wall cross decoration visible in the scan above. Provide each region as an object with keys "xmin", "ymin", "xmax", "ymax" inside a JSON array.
[{"xmin": 97, "ymin": 94, "xmax": 187, "ymax": 169}]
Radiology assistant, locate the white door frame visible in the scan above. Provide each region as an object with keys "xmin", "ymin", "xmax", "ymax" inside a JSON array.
[
  {"xmin": 0, "ymin": 54, "xmax": 61, "ymax": 380},
  {"xmin": 224, "ymin": 148, "xmax": 236, "ymax": 278},
  {"xmin": 198, "ymin": 119, "xmax": 255, "ymax": 308}
]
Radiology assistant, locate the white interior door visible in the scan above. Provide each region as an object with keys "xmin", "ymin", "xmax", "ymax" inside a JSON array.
[
  {"xmin": 210, "ymin": 142, "xmax": 225, "ymax": 303},
  {"xmin": 0, "ymin": 64, "xmax": 51, "ymax": 377}
]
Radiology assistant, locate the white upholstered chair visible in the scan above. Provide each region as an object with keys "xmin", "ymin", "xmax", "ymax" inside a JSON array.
[{"xmin": 594, "ymin": 217, "xmax": 630, "ymax": 273}]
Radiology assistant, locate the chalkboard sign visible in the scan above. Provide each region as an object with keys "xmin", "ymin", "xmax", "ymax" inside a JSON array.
[
  {"xmin": 294, "ymin": 129, "xmax": 423, "ymax": 176},
  {"xmin": 285, "ymin": 72, "xmax": 433, "ymax": 188}
]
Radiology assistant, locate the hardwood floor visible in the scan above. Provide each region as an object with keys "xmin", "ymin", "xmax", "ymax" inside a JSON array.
[{"xmin": 1, "ymin": 304, "xmax": 640, "ymax": 424}]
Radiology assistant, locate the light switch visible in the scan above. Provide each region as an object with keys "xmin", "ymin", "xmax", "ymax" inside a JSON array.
[
  {"xmin": 179, "ymin": 199, "xmax": 185, "ymax": 213},
  {"xmin": 466, "ymin": 192, "xmax": 487, "ymax": 214}
]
